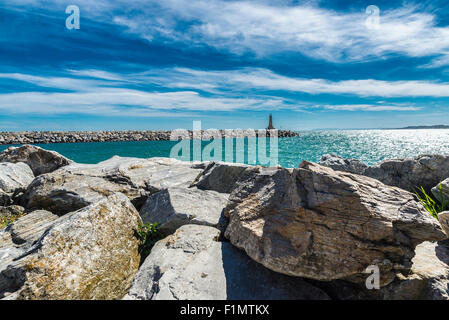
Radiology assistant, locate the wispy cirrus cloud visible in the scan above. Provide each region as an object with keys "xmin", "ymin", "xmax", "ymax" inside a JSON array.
[
  {"xmin": 0, "ymin": 68, "xmax": 432, "ymax": 116},
  {"xmin": 323, "ymin": 104, "xmax": 421, "ymax": 111},
  {"xmin": 111, "ymin": 0, "xmax": 449, "ymax": 65},
  {"xmin": 126, "ymin": 67, "xmax": 449, "ymax": 98},
  {"xmin": 2, "ymin": 0, "xmax": 449, "ymax": 66}
]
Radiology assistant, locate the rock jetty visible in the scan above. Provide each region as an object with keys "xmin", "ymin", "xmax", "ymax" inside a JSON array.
[
  {"xmin": 0, "ymin": 130, "xmax": 298, "ymax": 145},
  {"xmin": 1, "ymin": 145, "xmax": 449, "ymax": 300}
]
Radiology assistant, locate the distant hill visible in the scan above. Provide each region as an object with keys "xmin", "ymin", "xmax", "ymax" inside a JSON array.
[{"xmin": 395, "ymin": 125, "xmax": 449, "ymax": 129}]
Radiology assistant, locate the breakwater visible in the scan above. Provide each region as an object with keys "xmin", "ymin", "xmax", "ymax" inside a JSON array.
[{"xmin": 0, "ymin": 130, "xmax": 298, "ymax": 145}]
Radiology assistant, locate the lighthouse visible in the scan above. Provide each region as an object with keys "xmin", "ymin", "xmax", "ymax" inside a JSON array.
[{"xmin": 267, "ymin": 114, "xmax": 275, "ymax": 130}]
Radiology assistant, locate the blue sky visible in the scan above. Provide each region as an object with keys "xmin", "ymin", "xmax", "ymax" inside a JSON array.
[{"xmin": 1, "ymin": 0, "xmax": 449, "ymax": 130}]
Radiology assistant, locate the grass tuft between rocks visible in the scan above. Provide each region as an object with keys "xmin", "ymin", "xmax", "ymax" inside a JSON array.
[
  {"xmin": 414, "ymin": 185, "xmax": 447, "ymax": 220},
  {"xmin": 0, "ymin": 211, "xmax": 26, "ymax": 229},
  {"xmin": 136, "ymin": 222, "xmax": 164, "ymax": 264}
]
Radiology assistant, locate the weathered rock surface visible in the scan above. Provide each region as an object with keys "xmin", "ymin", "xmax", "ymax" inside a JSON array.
[
  {"xmin": 139, "ymin": 187, "xmax": 229, "ymax": 234},
  {"xmin": 0, "ymin": 210, "xmax": 58, "ymax": 294},
  {"xmin": 383, "ymin": 240, "xmax": 449, "ymax": 300},
  {"xmin": 318, "ymin": 154, "xmax": 368, "ymax": 175},
  {"xmin": 124, "ymin": 225, "xmax": 330, "ymax": 300},
  {"xmin": 23, "ymin": 170, "xmax": 138, "ymax": 216},
  {"xmin": 303, "ymin": 240, "xmax": 449, "ymax": 300},
  {"xmin": 0, "ymin": 193, "xmax": 141, "ymax": 300},
  {"xmin": 23, "ymin": 156, "xmax": 206, "ymax": 215},
  {"xmin": 224, "ymin": 162, "xmax": 446, "ymax": 286},
  {"xmin": 0, "ymin": 145, "xmax": 72, "ymax": 176},
  {"xmin": 0, "ymin": 162, "xmax": 34, "ymax": 193},
  {"xmin": 0, "ymin": 205, "xmax": 24, "ymax": 220},
  {"xmin": 365, "ymin": 155, "xmax": 449, "ymax": 192},
  {"xmin": 191, "ymin": 162, "xmax": 251, "ymax": 193},
  {"xmin": 432, "ymin": 178, "xmax": 449, "ymax": 204},
  {"xmin": 318, "ymin": 154, "xmax": 449, "ymax": 193},
  {"xmin": 439, "ymin": 211, "xmax": 449, "ymax": 237}
]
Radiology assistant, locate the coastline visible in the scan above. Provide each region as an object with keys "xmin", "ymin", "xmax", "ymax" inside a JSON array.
[{"xmin": 0, "ymin": 130, "xmax": 298, "ymax": 145}]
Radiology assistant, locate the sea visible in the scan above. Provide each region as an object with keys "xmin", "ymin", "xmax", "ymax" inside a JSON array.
[{"xmin": 1, "ymin": 130, "xmax": 448, "ymax": 168}]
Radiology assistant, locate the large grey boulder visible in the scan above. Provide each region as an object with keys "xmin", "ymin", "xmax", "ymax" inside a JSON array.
[
  {"xmin": 60, "ymin": 156, "xmax": 207, "ymax": 191},
  {"xmin": 0, "ymin": 193, "xmax": 141, "ymax": 300},
  {"xmin": 318, "ymin": 154, "xmax": 449, "ymax": 193},
  {"xmin": 364, "ymin": 154, "xmax": 449, "ymax": 192},
  {"xmin": 382, "ymin": 240, "xmax": 449, "ymax": 300},
  {"xmin": 23, "ymin": 171, "xmax": 140, "ymax": 215},
  {"xmin": 23, "ymin": 156, "xmax": 206, "ymax": 215},
  {"xmin": 224, "ymin": 162, "xmax": 446, "ymax": 287},
  {"xmin": 431, "ymin": 178, "xmax": 449, "ymax": 204},
  {"xmin": 0, "ymin": 145, "xmax": 72, "ymax": 176},
  {"xmin": 124, "ymin": 225, "xmax": 330, "ymax": 300},
  {"xmin": 0, "ymin": 209, "xmax": 58, "ymax": 294},
  {"xmin": 191, "ymin": 162, "xmax": 251, "ymax": 193},
  {"xmin": 0, "ymin": 162, "xmax": 34, "ymax": 193},
  {"xmin": 139, "ymin": 187, "xmax": 229, "ymax": 235},
  {"xmin": 318, "ymin": 154, "xmax": 368, "ymax": 175},
  {"xmin": 307, "ymin": 240, "xmax": 449, "ymax": 300}
]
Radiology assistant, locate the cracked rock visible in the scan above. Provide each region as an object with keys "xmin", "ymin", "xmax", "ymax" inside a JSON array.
[{"xmin": 224, "ymin": 162, "xmax": 446, "ymax": 286}]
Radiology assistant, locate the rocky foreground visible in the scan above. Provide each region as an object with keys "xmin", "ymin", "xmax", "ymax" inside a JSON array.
[
  {"xmin": 1, "ymin": 145, "xmax": 449, "ymax": 300},
  {"xmin": 0, "ymin": 130, "xmax": 298, "ymax": 145}
]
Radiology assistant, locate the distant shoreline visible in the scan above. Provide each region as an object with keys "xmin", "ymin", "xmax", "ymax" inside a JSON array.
[{"xmin": 392, "ymin": 125, "xmax": 449, "ymax": 130}]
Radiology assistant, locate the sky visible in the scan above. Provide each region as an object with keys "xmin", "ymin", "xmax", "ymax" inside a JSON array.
[{"xmin": 0, "ymin": 0, "xmax": 449, "ymax": 131}]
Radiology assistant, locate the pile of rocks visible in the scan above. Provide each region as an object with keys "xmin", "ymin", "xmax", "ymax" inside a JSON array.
[
  {"xmin": 0, "ymin": 130, "xmax": 298, "ymax": 145},
  {"xmin": 1, "ymin": 145, "xmax": 448, "ymax": 300}
]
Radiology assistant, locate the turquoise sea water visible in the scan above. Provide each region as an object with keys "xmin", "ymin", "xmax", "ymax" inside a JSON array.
[{"xmin": 1, "ymin": 130, "xmax": 448, "ymax": 168}]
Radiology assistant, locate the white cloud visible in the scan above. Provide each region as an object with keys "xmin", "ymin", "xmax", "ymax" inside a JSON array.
[
  {"xmin": 0, "ymin": 86, "xmax": 287, "ymax": 115},
  {"xmin": 0, "ymin": 68, "xmax": 438, "ymax": 117},
  {"xmin": 4, "ymin": 0, "xmax": 449, "ymax": 65},
  {"xmin": 132, "ymin": 67, "xmax": 449, "ymax": 97},
  {"xmin": 111, "ymin": 0, "xmax": 449, "ymax": 65},
  {"xmin": 323, "ymin": 104, "xmax": 421, "ymax": 111},
  {"xmin": 0, "ymin": 73, "xmax": 112, "ymax": 91}
]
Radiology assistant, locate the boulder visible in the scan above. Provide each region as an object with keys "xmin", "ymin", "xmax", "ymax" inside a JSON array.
[
  {"xmin": 0, "ymin": 191, "xmax": 11, "ymax": 207},
  {"xmin": 382, "ymin": 240, "xmax": 449, "ymax": 300},
  {"xmin": 224, "ymin": 162, "xmax": 446, "ymax": 286},
  {"xmin": 438, "ymin": 211, "xmax": 449, "ymax": 237},
  {"xmin": 0, "ymin": 162, "xmax": 34, "ymax": 193},
  {"xmin": 0, "ymin": 145, "xmax": 72, "ymax": 176},
  {"xmin": 0, "ymin": 209, "xmax": 58, "ymax": 294},
  {"xmin": 191, "ymin": 162, "xmax": 251, "ymax": 193},
  {"xmin": 318, "ymin": 154, "xmax": 449, "ymax": 193},
  {"xmin": 318, "ymin": 154, "xmax": 368, "ymax": 175},
  {"xmin": 124, "ymin": 225, "xmax": 330, "ymax": 300},
  {"xmin": 364, "ymin": 154, "xmax": 449, "ymax": 192},
  {"xmin": 0, "ymin": 193, "xmax": 141, "ymax": 300},
  {"xmin": 61, "ymin": 156, "xmax": 207, "ymax": 191},
  {"xmin": 139, "ymin": 187, "xmax": 229, "ymax": 235},
  {"xmin": 304, "ymin": 240, "xmax": 449, "ymax": 300},
  {"xmin": 431, "ymin": 178, "xmax": 449, "ymax": 204},
  {"xmin": 23, "ymin": 170, "xmax": 140, "ymax": 216},
  {"xmin": 23, "ymin": 156, "xmax": 206, "ymax": 215}
]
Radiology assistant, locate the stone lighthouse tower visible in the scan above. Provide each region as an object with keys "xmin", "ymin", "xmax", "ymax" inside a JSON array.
[{"xmin": 267, "ymin": 114, "xmax": 275, "ymax": 130}]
